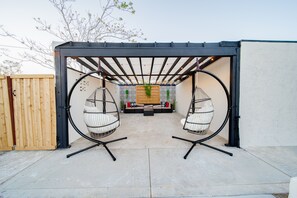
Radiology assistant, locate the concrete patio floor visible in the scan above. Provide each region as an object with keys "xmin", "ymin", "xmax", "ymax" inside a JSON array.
[{"xmin": 1, "ymin": 113, "xmax": 296, "ymax": 198}]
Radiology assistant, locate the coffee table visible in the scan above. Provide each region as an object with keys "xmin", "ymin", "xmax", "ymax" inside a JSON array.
[{"xmin": 143, "ymin": 107, "xmax": 154, "ymax": 116}]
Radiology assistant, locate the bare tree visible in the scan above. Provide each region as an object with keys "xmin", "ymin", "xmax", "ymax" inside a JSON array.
[
  {"xmin": 0, "ymin": 60, "xmax": 22, "ymax": 75},
  {"xmin": 0, "ymin": 0, "xmax": 145, "ymax": 70}
]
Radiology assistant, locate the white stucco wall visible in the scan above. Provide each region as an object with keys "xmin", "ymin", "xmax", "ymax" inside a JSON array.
[
  {"xmin": 240, "ymin": 41, "xmax": 297, "ymax": 147},
  {"xmin": 176, "ymin": 76, "xmax": 192, "ymax": 117},
  {"xmin": 106, "ymin": 81, "xmax": 120, "ymax": 110},
  {"xmin": 176, "ymin": 58, "xmax": 230, "ymax": 140},
  {"xmin": 67, "ymin": 69, "xmax": 119, "ymax": 144}
]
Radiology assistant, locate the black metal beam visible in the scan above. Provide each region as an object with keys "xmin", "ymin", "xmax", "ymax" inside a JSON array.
[
  {"xmin": 126, "ymin": 57, "xmax": 139, "ymax": 84},
  {"xmin": 139, "ymin": 58, "xmax": 144, "ymax": 83},
  {"xmin": 99, "ymin": 57, "xmax": 126, "ymax": 83},
  {"xmin": 56, "ymin": 41, "xmax": 239, "ymax": 57},
  {"xmin": 83, "ymin": 57, "xmax": 98, "ymax": 69},
  {"xmin": 155, "ymin": 57, "xmax": 168, "ymax": 84},
  {"xmin": 149, "ymin": 57, "xmax": 155, "ymax": 84},
  {"xmin": 57, "ymin": 41, "xmax": 239, "ymax": 48},
  {"xmin": 75, "ymin": 58, "xmax": 96, "ymax": 71},
  {"xmin": 173, "ymin": 57, "xmax": 208, "ymax": 83},
  {"xmin": 61, "ymin": 48, "xmax": 237, "ymax": 57},
  {"xmin": 160, "ymin": 57, "xmax": 181, "ymax": 84},
  {"xmin": 176, "ymin": 57, "xmax": 221, "ymax": 84},
  {"xmin": 82, "ymin": 57, "xmax": 118, "ymax": 82},
  {"xmin": 200, "ymin": 56, "xmax": 221, "ymax": 70},
  {"xmin": 112, "ymin": 57, "xmax": 133, "ymax": 84},
  {"xmin": 167, "ymin": 57, "xmax": 194, "ymax": 83}
]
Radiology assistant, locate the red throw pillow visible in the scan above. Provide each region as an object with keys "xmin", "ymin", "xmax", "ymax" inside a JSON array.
[
  {"xmin": 165, "ymin": 102, "xmax": 169, "ymax": 107},
  {"xmin": 127, "ymin": 102, "xmax": 131, "ymax": 107}
]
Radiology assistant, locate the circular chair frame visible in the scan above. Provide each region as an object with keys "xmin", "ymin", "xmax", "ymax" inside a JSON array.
[
  {"xmin": 172, "ymin": 69, "xmax": 233, "ymax": 159},
  {"xmin": 66, "ymin": 70, "xmax": 127, "ymax": 161}
]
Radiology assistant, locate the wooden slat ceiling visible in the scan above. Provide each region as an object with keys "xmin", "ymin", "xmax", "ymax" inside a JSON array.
[{"xmin": 74, "ymin": 56, "xmax": 220, "ymax": 85}]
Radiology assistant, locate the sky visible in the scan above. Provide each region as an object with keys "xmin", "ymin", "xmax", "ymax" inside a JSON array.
[{"xmin": 0, "ymin": 0, "xmax": 297, "ymax": 73}]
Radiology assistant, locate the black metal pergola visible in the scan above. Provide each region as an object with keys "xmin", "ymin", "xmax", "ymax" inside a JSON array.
[{"xmin": 54, "ymin": 41, "xmax": 240, "ymax": 149}]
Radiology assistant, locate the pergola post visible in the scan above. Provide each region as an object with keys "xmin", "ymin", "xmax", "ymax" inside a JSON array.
[
  {"xmin": 228, "ymin": 48, "xmax": 240, "ymax": 147},
  {"xmin": 55, "ymin": 50, "xmax": 69, "ymax": 148}
]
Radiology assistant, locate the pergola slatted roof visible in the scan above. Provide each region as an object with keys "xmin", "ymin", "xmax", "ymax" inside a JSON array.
[
  {"xmin": 112, "ymin": 57, "xmax": 133, "ymax": 84},
  {"xmin": 72, "ymin": 56, "xmax": 219, "ymax": 85},
  {"xmin": 148, "ymin": 57, "xmax": 154, "ymax": 84},
  {"xmin": 175, "ymin": 56, "xmax": 221, "ymax": 83},
  {"xmin": 56, "ymin": 41, "xmax": 239, "ymax": 85},
  {"xmin": 160, "ymin": 57, "xmax": 181, "ymax": 84},
  {"xmin": 126, "ymin": 57, "xmax": 139, "ymax": 84},
  {"xmin": 155, "ymin": 57, "xmax": 168, "ymax": 84},
  {"xmin": 100, "ymin": 57, "xmax": 126, "ymax": 83},
  {"xmin": 139, "ymin": 57, "xmax": 144, "ymax": 83},
  {"xmin": 167, "ymin": 57, "xmax": 194, "ymax": 83}
]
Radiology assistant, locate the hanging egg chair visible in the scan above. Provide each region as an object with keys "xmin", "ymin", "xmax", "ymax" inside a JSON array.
[
  {"xmin": 83, "ymin": 87, "xmax": 120, "ymax": 139},
  {"xmin": 66, "ymin": 70, "xmax": 127, "ymax": 161},
  {"xmin": 172, "ymin": 69, "xmax": 233, "ymax": 159},
  {"xmin": 181, "ymin": 87, "xmax": 214, "ymax": 135}
]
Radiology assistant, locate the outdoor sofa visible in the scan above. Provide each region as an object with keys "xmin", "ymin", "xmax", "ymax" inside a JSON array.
[{"xmin": 124, "ymin": 102, "xmax": 173, "ymax": 113}]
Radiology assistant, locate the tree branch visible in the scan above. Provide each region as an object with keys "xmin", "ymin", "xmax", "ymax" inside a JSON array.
[{"xmin": 0, "ymin": 0, "xmax": 145, "ymax": 72}]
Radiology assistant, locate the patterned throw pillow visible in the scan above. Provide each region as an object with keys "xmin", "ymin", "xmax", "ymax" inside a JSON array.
[
  {"xmin": 165, "ymin": 102, "xmax": 170, "ymax": 107},
  {"xmin": 127, "ymin": 102, "xmax": 131, "ymax": 107}
]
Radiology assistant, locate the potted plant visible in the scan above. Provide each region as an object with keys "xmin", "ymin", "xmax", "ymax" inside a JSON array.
[
  {"xmin": 144, "ymin": 83, "xmax": 152, "ymax": 97},
  {"xmin": 125, "ymin": 89, "xmax": 129, "ymax": 99},
  {"xmin": 166, "ymin": 89, "xmax": 170, "ymax": 101}
]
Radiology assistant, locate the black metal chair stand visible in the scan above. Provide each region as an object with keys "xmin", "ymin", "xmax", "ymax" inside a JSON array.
[
  {"xmin": 172, "ymin": 136, "xmax": 232, "ymax": 159},
  {"xmin": 66, "ymin": 137, "xmax": 127, "ymax": 161}
]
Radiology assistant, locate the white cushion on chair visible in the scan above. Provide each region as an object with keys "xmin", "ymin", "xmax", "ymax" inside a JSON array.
[
  {"xmin": 83, "ymin": 106, "xmax": 120, "ymax": 134},
  {"xmin": 181, "ymin": 106, "xmax": 214, "ymax": 132}
]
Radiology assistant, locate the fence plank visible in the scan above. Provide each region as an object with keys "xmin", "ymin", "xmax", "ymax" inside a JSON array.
[
  {"xmin": 0, "ymin": 80, "xmax": 5, "ymax": 149},
  {"xmin": 42, "ymin": 78, "xmax": 51, "ymax": 147},
  {"xmin": 32, "ymin": 78, "xmax": 42, "ymax": 147},
  {"xmin": 24, "ymin": 79, "xmax": 33, "ymax": 148},
  {"xmin": 3, "ymin": 78, "xmax": 13, "ymax": 148},
  {"xmin": 0, "ymin": 76, "xmax": 13, "ymax": 150},
  {"xmin": 50, "ymin": 78, "xmax": 56, "ymax": 146},
  {"xmin": 20, "ymin": 78, "xmax": 27, "ymax": 148}
]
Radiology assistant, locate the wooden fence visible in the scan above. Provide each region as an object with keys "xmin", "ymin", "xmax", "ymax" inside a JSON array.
[
  {"xmin": 0, "ymin": 74, "xmax": 56, "ymax": 151},
  {"xmin": 136, "ymin": 85, "xmax": 160, "ymax": 104},
  {"xmin": 0, "ymin": 76, "xmax": 14, "ymax": 150}
]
